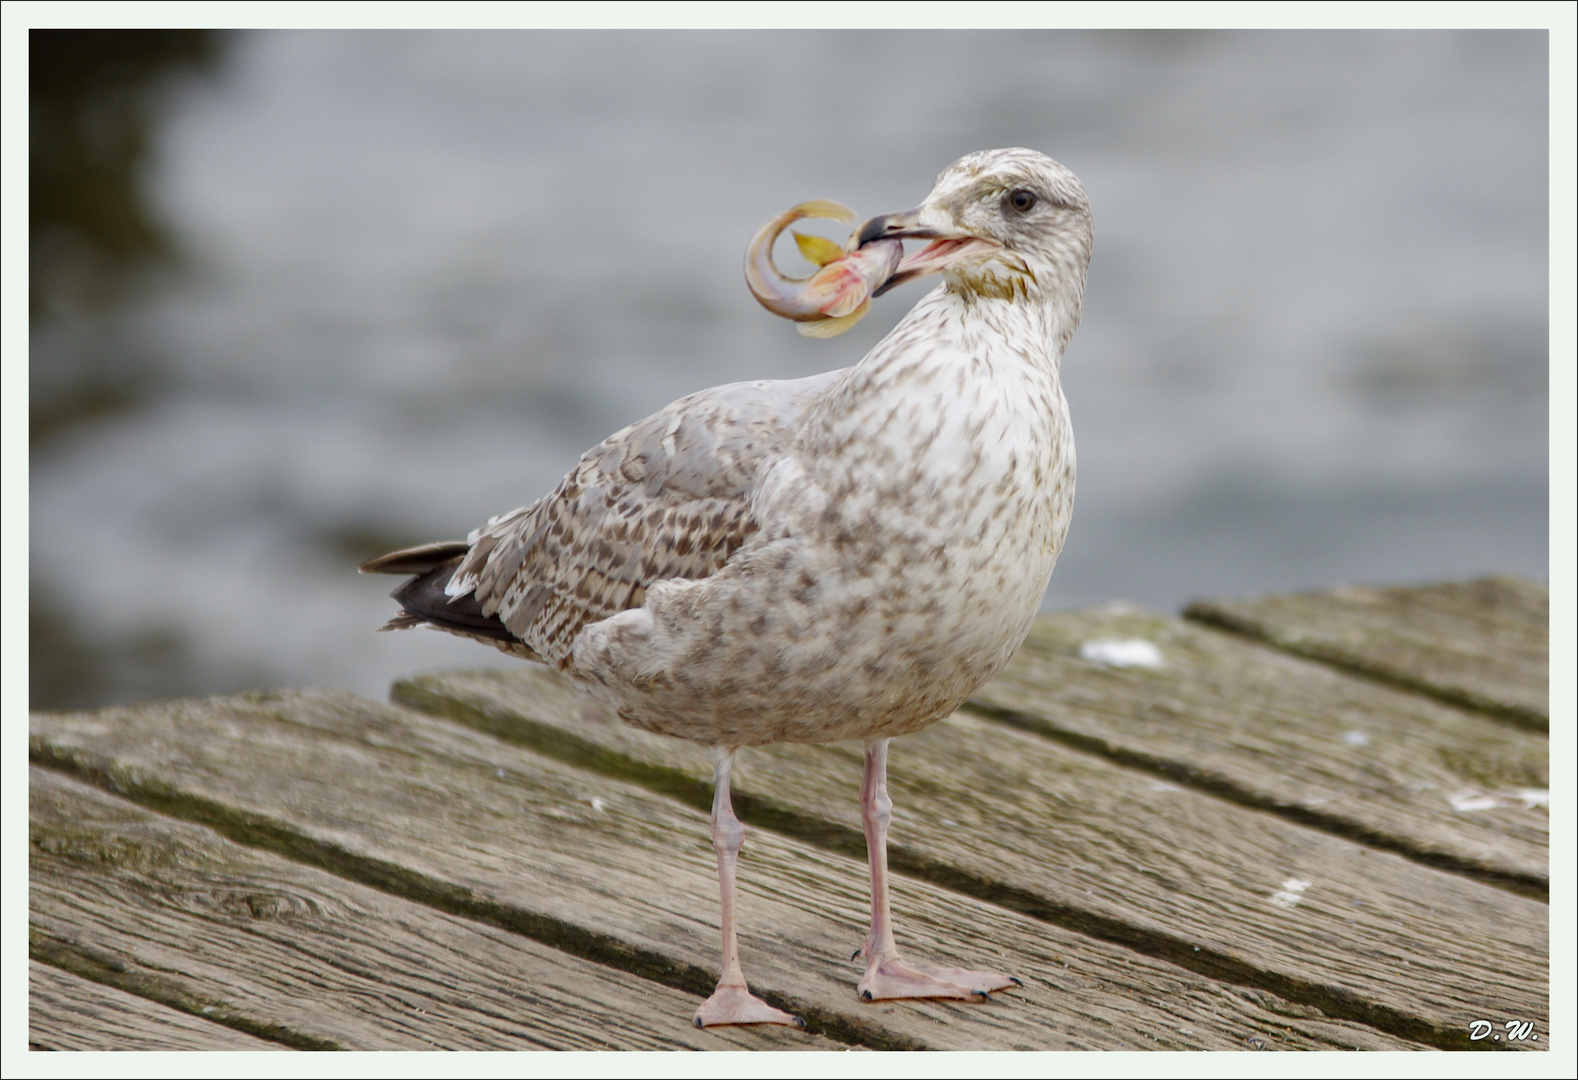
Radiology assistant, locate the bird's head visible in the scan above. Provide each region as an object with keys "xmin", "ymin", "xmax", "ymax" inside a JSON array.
[{"xmin": 858, "ymin": 148, "xmax": 1092, "ymax": 306}]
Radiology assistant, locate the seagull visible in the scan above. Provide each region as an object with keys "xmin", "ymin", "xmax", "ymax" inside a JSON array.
[{"xmin": 362, "ymin": 148, "xmax": 1092, "ymax": 1028}]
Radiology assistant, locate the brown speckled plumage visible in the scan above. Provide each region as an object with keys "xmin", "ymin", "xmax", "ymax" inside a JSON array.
[{"xmin": 365, "ymin": 149, "xmax": 1094, "ymax": 1024}]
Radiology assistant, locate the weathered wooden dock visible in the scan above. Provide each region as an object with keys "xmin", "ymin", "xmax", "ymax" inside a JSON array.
[{"xmin": 29, "ymin": 577, "xmax": 1550, "ymax": 1051}]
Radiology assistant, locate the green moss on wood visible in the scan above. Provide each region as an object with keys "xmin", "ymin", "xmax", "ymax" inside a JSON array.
[{"xmin": 29, "ymin": 929, "xmax": 343, "ymax": 1051}]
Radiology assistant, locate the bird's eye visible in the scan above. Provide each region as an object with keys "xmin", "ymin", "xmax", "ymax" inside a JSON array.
[{"xmin": 1006, "ymin": 189, "xmax": 1038, "ymax": 213}]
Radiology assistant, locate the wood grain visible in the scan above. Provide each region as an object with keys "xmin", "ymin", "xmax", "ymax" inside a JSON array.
[
  {"xmin": 394, "ymin": 665, "xmax": 1547, "ymax": 1049},
  {"xmin": 29, "ymin": 961, "xmax": 283, "ymax": 1051},
  {"xmin": 30, "ymin": 694, "xmax": 1424, "ymax": 1050},
  {"xmin": 972, "ymin": 605, "xmax": 1548, "ymax": 892},
  {"xmin": 28, "ymin": 767, "xmax": 830, "ymax": 1051},
  {"xmin": 1184, "ymin": 577, "xmax": 1548, "ymax": 730}
]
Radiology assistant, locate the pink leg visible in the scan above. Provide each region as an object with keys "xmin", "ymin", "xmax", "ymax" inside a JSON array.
[
  {"xmin": 855, "ymin": 739, "xmax": 1020, "ymax": 1003},
  {"xmin": 693, "ymin": 747, "xmax": 804, "ymax": 1028}
]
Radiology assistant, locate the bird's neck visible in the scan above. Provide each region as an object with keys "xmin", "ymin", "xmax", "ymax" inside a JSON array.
[
  {"xmin": 885, "ymin": 281, "xmax": 1082, "ymax": 379},
  {"xmin": 809, "ymin": 284, "xmax": 1074, "ymax": 465}
]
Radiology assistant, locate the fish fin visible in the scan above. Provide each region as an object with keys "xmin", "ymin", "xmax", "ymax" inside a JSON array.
[
  {"xmin": 819, "ymin": 280, "xmax": 868, "ymax": 318},
  {"xmin": 789, "ymin": 199, "xmax": 855, "ymax": 223},
  {"xmin": 797, "ymin": 300, "xmax": 870, "ymax": 338},
  {"xmin": 792, "ymin": 231, "xmax": 845, "ymax": 267}
]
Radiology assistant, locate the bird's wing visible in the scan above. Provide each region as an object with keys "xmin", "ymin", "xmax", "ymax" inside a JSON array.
[{"xmin": 447, "ymin": 371, "xmax": 839, "ymax": 666}]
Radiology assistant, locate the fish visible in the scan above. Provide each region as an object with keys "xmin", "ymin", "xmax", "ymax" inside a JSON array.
[{"xmin": 743, "ymin": 200, "xmax": 904, "ymax": 338}]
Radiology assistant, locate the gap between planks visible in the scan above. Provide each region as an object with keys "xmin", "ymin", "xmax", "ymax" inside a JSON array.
[
  {"xmin": 973, "ymin": 608, "xmax": 1547, "ymax": 899},
  {"xmin": 30, "ymin": 696, "xmax": 1434, "ymax": 1052},
  {"xmin": 29, "ymin": 962, "xmax": 287, "ymax": 1052},
  {"xmin": 389, "ymin": 669, "xmax": 1545, "ymax": 1051},
  {"xmin": 1183, "ymin": 577, "xmax": 1548, "ymax": 733},
  {"xmin": 29, "ymin": 768, "xmax": 836, "ymax": 1052},
  {"xmin": 28, "ymin": 581, "xmax": 1546, "ymax": 1051}
]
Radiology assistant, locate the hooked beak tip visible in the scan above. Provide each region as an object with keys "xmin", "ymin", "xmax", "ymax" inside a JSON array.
[{"xmin": 856, "ymin": 216, "xmax": 894, "ymax": 247}]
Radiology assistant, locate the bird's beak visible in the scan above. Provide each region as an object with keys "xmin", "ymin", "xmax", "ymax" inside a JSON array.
[{"xmin": 856, "ymin": 207, "xmax": 1001, "ymax": 296}]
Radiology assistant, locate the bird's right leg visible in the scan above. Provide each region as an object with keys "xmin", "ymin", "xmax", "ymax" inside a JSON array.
[{"xmin": 692, "ymin": 746, "xmax": 804, "ymax": 1029}]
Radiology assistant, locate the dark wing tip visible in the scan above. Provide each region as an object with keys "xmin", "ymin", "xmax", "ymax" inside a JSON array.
[{"xmin": 359, "ymin": 540, "xmax": 471, "ymax": 575}]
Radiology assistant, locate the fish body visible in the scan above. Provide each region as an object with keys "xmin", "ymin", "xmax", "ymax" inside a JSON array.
[{"xmin": 743, "ymin": 201, "xmax": 903, "ymax": 337}]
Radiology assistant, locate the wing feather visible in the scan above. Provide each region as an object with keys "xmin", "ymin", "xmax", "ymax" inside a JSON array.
[{"xmin": 448, "ymin": 372, "xmax": 838, "ymax": 667}]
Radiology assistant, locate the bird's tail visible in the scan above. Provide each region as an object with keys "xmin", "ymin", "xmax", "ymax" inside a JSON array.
[{"xmin": 360, "ymin": 540, "xmax": 535, "ymax": 655}]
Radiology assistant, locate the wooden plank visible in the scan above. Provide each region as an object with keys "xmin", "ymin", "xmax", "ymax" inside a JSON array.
[
  {"xmin": 28, "ymin": 693, "xmax": 1426, "ymax": 1051},
  {"xmin": 393, "ymin": 667, "xmax": 1547, "ymax": 1050},
  {"xmin": 29, "ymin": 961, "xmax": 284, "ymax": 1051},
  {"xmin": 972, "ymin": 606, "xmax": 1548, "ymax": 893},
  {"xmin": 1184, "ymin": 577, "xmax": 1548, "ymax": 730},
  {"xmin": 27, "ymin": 767, "xmax": 831, "ymax": 1052}
]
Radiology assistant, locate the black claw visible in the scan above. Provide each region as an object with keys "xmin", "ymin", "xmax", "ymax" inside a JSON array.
[
  {"xmin": 1009, "ymin": 976, "xmax": 1024, "ymax": 987},
  {"xmin": 793, "ymin": 1015, "xmax": 806, "ymax": 1029},
  {"xmin": 861, "ymin": 990, "xmax": 874, "ymax": 1002},
  {"xmin": 693, "ymin": 1016, "xmax": 704, "ymax": 1028},
  {"xmin": 850, "ymin": 948, "xmax": 862, "ymax": 961}
]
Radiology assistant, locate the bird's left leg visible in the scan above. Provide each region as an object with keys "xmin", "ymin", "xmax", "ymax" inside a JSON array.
[
  {"xmin": 855, "ymin": 738, "xmax": 1020, "ymax": 1003},
  {"xmin": 693, "ymin": 746, "xmax": 804, "ymax": 1028}
]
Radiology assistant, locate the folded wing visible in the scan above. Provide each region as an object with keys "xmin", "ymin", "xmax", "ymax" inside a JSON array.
[{"xmin": 367, "ymin": 372, "xmax": 838, "ymax": 667}]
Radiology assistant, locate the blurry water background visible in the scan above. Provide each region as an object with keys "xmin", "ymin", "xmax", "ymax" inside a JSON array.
[{"xmin": 28, "ymin": 29, "xmax": 1550, "ymax": 710}]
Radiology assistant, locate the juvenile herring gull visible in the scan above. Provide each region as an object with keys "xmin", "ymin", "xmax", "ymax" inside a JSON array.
[{"xmin": 363, "ymin": 148, "xmax": 1093, "ymax": 1028}]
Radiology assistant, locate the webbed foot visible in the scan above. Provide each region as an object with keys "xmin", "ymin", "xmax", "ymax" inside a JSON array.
[
  {"xmin": 693, "ymin": 983, "xmax": 804, "ymax": 1028},
  {"xmin": 857, "ymin": 956, "xmax": 1019, "ymax": 1003}
]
